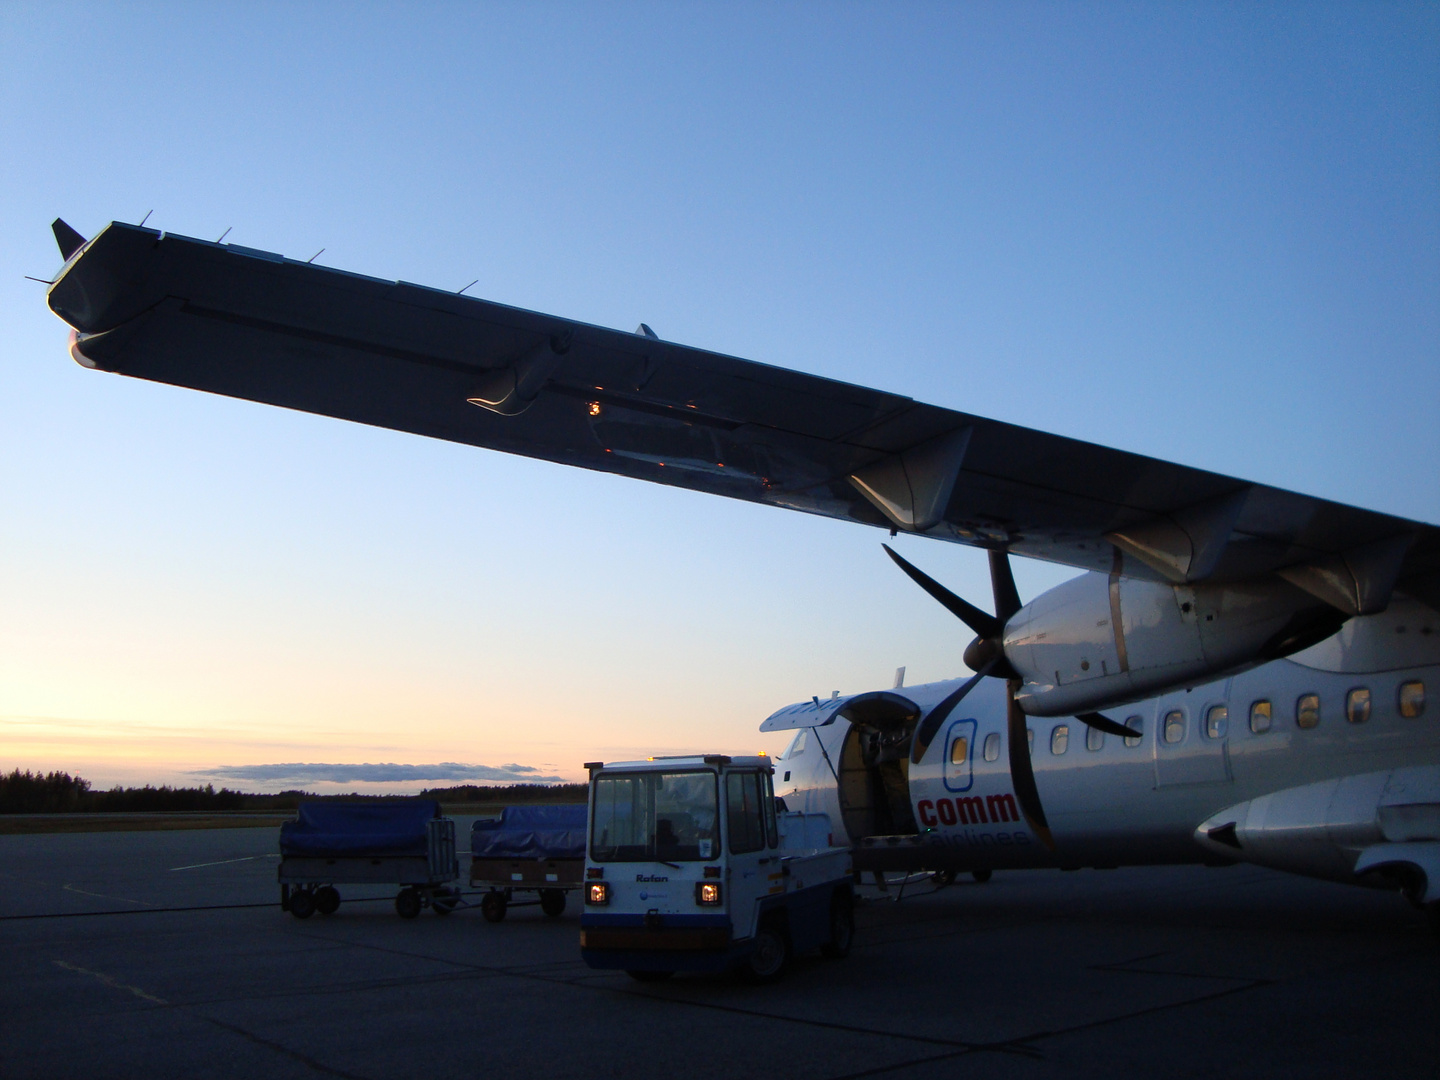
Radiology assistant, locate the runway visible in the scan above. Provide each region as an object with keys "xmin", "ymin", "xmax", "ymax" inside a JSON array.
[{"xmin": 2, "ymin": 824, "xmax": 1435, "ymax": 1079}]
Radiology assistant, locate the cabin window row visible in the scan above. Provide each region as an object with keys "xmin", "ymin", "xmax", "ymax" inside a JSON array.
[
  {"xmin": 1248, "ymin": 680, "xmax": 1425, "ymax": 733},
  {"xmin": 1036, "ymin": 680, "xmax": 1427, "ymax": 754}
]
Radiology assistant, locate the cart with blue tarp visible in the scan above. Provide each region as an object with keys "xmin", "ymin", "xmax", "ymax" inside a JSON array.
[
  {"xmin": 470, "ymin": 805, "xmax": 587, "ymax": 922},
  {"xmin": 278, "ymin": 800, "xmax": 459, "ymax": 919}
]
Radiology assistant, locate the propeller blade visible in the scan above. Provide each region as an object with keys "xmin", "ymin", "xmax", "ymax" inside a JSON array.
[
  {"xmin": 910, "ymin": 660, "xmax": 996, "ymax": 764},
  {"xmin": 988, "ymin": 549, "xmax": 1022, "ymax": 623},
  {"xmin": 1076, "ymin": 711, "xmax": 1142, "ymax": 739},
  {"xmin": 882, "ymin": 544, "xmax": 1002, "ymax": 640},
  {"xmin": 1006, "ymin": 678, "xmax": 1055, "ymax": 850}
]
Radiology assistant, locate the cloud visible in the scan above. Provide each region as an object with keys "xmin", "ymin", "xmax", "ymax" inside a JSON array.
[{"xmin": 190, "ymin": 762, "xmax": 567, "ymax": 784}]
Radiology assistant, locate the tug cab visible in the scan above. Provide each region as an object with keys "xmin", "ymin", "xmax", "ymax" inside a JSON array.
[{"xmin": 579, "ymin": 754, "xmax": 853, "ymax": 983}]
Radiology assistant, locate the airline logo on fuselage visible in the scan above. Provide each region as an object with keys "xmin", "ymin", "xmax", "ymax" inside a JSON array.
[{"xmin": 918, "ymin": 794, "xmax": 1019, "ymax": 828}]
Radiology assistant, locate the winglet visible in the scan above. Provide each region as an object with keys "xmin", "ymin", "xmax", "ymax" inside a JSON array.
[{"xmin": 52, "ymin": 219, "xmax": 87, "ymax": 260}]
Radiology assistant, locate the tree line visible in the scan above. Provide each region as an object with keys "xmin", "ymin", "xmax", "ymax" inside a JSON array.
[{"xmin": 0, "ymin": 769, "xmax": 586, "ymax": 814}]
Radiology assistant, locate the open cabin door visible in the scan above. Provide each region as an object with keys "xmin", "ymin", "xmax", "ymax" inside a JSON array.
[{"xmin": 832, "ymin": 692, "xmax": 922, "ymax": 842}]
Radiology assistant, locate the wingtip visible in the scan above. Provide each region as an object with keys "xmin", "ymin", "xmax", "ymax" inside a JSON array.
[{"xmin": 52, "ymin": 218, "xmax": 86, "ymax": 260}]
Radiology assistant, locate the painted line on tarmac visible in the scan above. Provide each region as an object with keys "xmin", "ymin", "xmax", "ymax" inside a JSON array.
[
  {"xmin": 53, "ymin": 959, "xmax": 169, "ymax": 1005},
  {"xmin": 169, "ymin": 855, "xmax": 276, "ymax": 871},
  {"xmin": 62, "ymin": 883, "xmax": 152, "ymax": 906}
]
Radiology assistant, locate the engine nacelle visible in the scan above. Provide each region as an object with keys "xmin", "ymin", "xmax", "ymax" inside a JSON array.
[{"xmin": 1004, "ymin": 571, "xmax": 1342, "ymax": 716}]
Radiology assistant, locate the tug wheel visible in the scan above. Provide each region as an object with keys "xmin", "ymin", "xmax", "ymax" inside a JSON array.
[{"xmin": 741, "ymin": 918, "xmax": 790, "ymax": 984}]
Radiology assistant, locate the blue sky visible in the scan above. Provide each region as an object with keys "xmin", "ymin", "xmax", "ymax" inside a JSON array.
[{"xmin": 2, "ymin": 3, "xmax": 1436, "ymax": 790}]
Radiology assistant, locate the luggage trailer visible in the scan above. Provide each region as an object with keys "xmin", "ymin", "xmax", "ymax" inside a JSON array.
[
  {"xmin": 579, "ymin": 755, "xmax": 854, "ymax": 983},
  {"xmin": 278, "ymin": 801, "xmax": 460, "ymax": 919},
  {"xmin": 470, "ymin": 805, "xmax": 587, "ymax": 922}
]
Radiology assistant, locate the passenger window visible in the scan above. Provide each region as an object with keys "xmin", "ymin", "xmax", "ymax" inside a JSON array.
[
  {"xmin": 1346, "ymin": 688, "xmax": 1371, "ymax": 724},
  {"xmin": 1123, "ymin": 716, "xmax": 1143, "ymax": 748},
  {"xmin": 1205, "ymin": 705, "xmax": 1228, "ymax": 739},
  {"xmin": 1086, "ymin": 724, "xmax": 1104, "ymax": 751},
  {"xmin": 1296, "ymin": 694, "xmax": 1321, "ymax": 729},
  {"xmin": 1050, "ymin": 725, "xmax": 1069, "ymax": 755},
  {"xmin": 726, "ymin": 772, "xmax": 766, "ymax": 854},
  {"xmin": 983, "ymin": 732, "xmax": 1000, "ymax": 762},
  {"xmin": 1163, "ymin": 710, "xmax": 1185, "ymax": 744},
  {"xmin": 1250, "ymin": 700, "xmax": 1272, "ymax": 734},
  {"xmin": 1399, "ymin": 680, "xmax": 1425, "ymax": 718},
  {"xmin": 950, "ymin": 736, "xmax": 968, "ymax": 765}
]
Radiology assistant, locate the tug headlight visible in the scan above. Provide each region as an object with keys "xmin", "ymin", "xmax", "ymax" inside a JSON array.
[
  {"xmin": 695, "ymin": 882, "xmax": 722, "ymax": 906},
  {"xmin": 587, "ymin": 882, "xmax": 609, "ymax": 905}
]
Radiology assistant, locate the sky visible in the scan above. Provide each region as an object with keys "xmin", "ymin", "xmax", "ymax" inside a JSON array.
[{"xmin": 1, "ymin": 2, "xmax": 1436, "ymax": 792}]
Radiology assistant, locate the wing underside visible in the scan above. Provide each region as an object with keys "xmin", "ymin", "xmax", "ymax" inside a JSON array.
[{"xmin": 45, "ymin": 222, "xmax": 1440, "ymax": 607}]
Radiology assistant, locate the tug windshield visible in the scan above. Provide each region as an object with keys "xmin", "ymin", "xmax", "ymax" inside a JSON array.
[{"xmin": 590, "ymin": 770, "xmax": 719, "ymax": 862}]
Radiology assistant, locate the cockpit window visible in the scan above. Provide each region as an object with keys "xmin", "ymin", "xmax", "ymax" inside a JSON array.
[
  {"xmin": 782, "ymin": 729, "xmax": 809, "ymax": 759},
  {"xmin": 590, "ymin": 770, "xmax": 719, "ymax": 862}
]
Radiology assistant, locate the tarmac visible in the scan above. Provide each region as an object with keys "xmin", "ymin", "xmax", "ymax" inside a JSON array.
[{"xmin": 2, "ymin": 821, "xmax": 1436, "ymax": 1079}]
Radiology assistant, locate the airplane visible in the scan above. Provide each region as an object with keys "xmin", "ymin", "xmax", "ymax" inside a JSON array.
[{"xmin": 42, "ymin": 218, "xmax": 1440, "ymax": 931}]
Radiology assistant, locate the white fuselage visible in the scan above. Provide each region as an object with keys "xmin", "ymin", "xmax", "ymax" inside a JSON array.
[{"xmin": 774, "ymin": 597, "xmax": 1440, "ymax": 890}]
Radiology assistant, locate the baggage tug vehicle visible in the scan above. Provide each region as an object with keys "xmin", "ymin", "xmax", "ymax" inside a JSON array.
[{"xmin": 579, "ymin": 755, "xmax": 854, "ymax": 982}]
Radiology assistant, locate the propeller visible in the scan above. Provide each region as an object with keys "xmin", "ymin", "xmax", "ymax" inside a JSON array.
[{"xmin": 886, "ymin": 544, "xmax": 1138, "ymax": 851}]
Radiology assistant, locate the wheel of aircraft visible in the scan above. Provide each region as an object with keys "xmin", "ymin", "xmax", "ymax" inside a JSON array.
[
  {"xmin": 288, "ymin": 889, "xmax": 316, "ymax": 920},
  {"xmin": 394, "ymin": 888, "xmax": 422, "ymax": 920},
  {"xmin": 313, "ymin": 886, "xmax": 340, "ymax": 915}
]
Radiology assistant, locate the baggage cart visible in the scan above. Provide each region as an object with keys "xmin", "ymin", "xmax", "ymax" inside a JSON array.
[
  {"xmin": 278, "ymin": 800, "xmax": 459, "ymax": 919},
  {"xmin": 470, "ymin": 805, "xmax": 586, "ymax": 922}
]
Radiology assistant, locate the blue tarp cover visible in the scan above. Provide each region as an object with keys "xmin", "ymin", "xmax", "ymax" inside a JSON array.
[
  {"xmin": 471, "ymin": 804, "xmax": 587, "ymax": 859},
  {"xmin": 280, "ymin": 800, "xmax": 439, "ymax": 857}
]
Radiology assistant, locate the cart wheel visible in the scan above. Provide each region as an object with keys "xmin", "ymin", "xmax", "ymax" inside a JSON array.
[
  {"xmin": 432, "ymin": 889, "xmax": 458, "ymax": 915},
  {"xmin": 971, "ymin": 868, "xmax": 993, "ymax": 884},
  {"xmin": 627, "ymin": 969, "xmax": 674, "ymax": 983},
  {"xmin": 480, "ymin": 891, "xmax": 507, "ymax": 923},
  {"xmin": 314, "ymin": 886, "xmax": 340, "ymax": 915},
  {"xmin": 740, "ymin": 917, "xmax": 790, "ymax": 984},
  {"xmin": 395, "ymin": 888, "xmax": 422, "ymax": 919},
  {"xmin": 289, "ymin": 889, "xmax": 316, "ymax": 920},
  {"xmin": 820, "ymin": 891, "xmax": 854, "ymax": 959},
  {"xmin": 930, "ymin": 869, "xmax": 956, "ymax": 889},
  {"xmin": 540, "ymin": 889, "xmax": 567, "ymax": 918}
]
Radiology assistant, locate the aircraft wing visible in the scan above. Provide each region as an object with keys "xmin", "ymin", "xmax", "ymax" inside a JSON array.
[{"xmin": 46, "ymin": 221, "xmax": 1440, "ymax": 609}]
